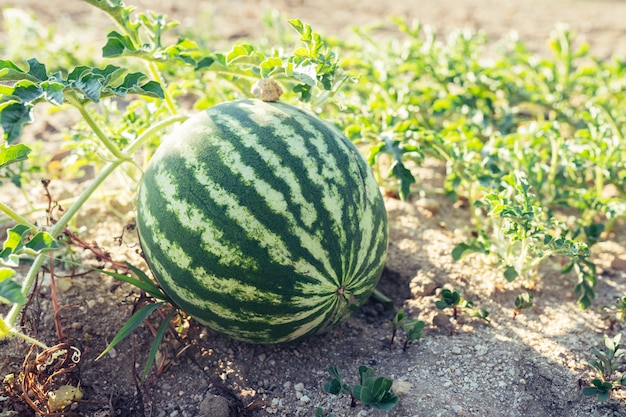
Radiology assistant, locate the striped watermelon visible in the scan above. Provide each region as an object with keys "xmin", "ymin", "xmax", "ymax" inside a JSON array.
[{"xmin": 136, "ymin": 98, "xmax": 388, "ymax": 344}]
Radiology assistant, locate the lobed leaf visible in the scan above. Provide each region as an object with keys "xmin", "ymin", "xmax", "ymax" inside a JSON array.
[
  {"xmin": 24, "ymin": 231, "xmax": 59, "ymax": 253},
  {"xmin": 0, "ymin": 224, "xmax": 31, "ymax": 265},
  {"xmin": 102, "ymin": 31, "xmax": 139, "ymax": 58},
  {"xmin": 0, "ymin": 102, "xmax": 33, "ymax": 143},
  {"xmin": 0, "ymin": 143, "xmax": 31, "ymax": 169},
  {"xmin": 0, "ymin": 267, "xmax": 24, "ymax": 305}
]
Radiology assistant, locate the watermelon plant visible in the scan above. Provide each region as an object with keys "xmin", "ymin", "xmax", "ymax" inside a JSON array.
[
  {"xmin": 325, "ymin": 19, "xmax": 626, "ymax": 309},
  {"xmin": 0, "ymin": 0, "xmax": 352, "ymax": 368},
  {"xmin": 136, "ymin": 96, "xmax": 388, "ymax": 344}
]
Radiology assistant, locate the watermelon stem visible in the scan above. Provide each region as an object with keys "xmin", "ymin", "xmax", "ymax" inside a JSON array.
[
  {"xmin": 371, "ymin": 288, "xmax": 393, "ymax": 308},
  {"xmin": 3, "ymin": 114, "xmax": 187, "ymax": 333}
]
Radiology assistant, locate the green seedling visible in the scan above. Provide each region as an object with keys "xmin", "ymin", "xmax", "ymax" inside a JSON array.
[
  {"xmin": 389, "ymin": 309, "xmax": 425, "ymax": 351},
  {"xmin": 513, "ymin": 291, "xmax": 535, "ymax": 319},
  {"xmin": 389, "ymin": 309, "xmax": 405, "ymax": 346},
  {"xmin": 435, "ymin": 288, "xmax": 490, "ymax": 323},
  {"xmin": 601, "ymin": 296, "xmax": 626, "ymax": 330},
  {"xmin": 323, "ymin": 365, "xmax": 399, "ymax": 411},
  {"xmin": 582, "ymin": 334, "xmax": 626, "ymax": 402},
  {"xmin": 402, "ymin": 319, "xmax": 426, "ymax": 352}
]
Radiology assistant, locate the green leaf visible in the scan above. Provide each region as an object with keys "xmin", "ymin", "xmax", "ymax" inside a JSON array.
[
  {"xmin": 0, "ymin": 102, "xmax": 33, "ymax": 143},
  {"xmin": 370, "ymin": 393, "xmax": 399, "ymax": 411},
  {"xmin": 226, "ymin": 44, "xmax": 256, "ymax": 63},
  {"xmin": 582, "ymin": 379, "xmax": 612, "ymax": 402},
  {"xmin": 26, "ymin": 58, "xmax": 47, "ymax": 81},
  {"xmin": 404, "ymin": 319, "xmax": 425, "ymax": 340},
  {"xmin": 380, "ymin": 134, "xmax": 417, "ymax": 201},
  {"xmin": 41, "ymin": 80, "xmax": 66, "ymax": 105},
  {"xmin": 0, "ymin": 143, "xmax": 31, "ymax": 169},
  {"xmin": 371, "ymin": 376, "xmax": 393, "ymax": 398},
  {"xmin": 452, "ymin": 239, "xmax": 489, "ymax": 261},
  {"xmin": 292, "ymin": 60, "xmax": 317, "ymax": 86},
  {"xmin": 503, "ymin": 265, "xmax": 519, "ymax": 282},
  {"xmin": 24, "ymin": 231, "xmax": 59, "ymax": 253},
  {"xmin": 103, "ymin": 269, "xmax": 169, "ymax": 301},
  {"xmin": 324, "ymin": 378, "xmax": 343, "ymax": 396},
  {"xmin": 358, "ymin": 365, "xmax": 375, "ymax": 385},
  {"xmin": 71, "ymin": 68, "xmax": 105, "ymax": 102},
  {"xmin": 195, "ymin": 56, "xmax": 215, "ymax": 70},
  {"xmin": 437, "ymin": 289, "xmax": 461, "ymax": 308},
  {"xmin": 287, "ymin": 19, "xmax": 306, "ymax": 36},
  {"xmin": 102, "ymin": 31, "xmax": 138, "ymax": 57},
  {"xmin": 353, "ymin": 384, "xmax": 373, "ymax": 404},
  {"xmin": 0, "ymin": 224, "xmax": 31, "ymax": 265},
  {"xmin": 472, "ymin": 309, "xmax": 490, "ymax": 322},
  {"xmin": 0, "ymin": 316, "xmax": 10, "ymax": 338},
  {"xmin": 62, "ymin": 260, "xmax": 170, "ymax": 301},
  {"xmin": 260, "ymin": 57, "xmax": 283, "ymax": 78},
  {"xmin": 0, "ymin": 59, "xmax": 28, "ymax": 81},
  {"xmin": 141, "ymin": 309, "xmax": 176, "ymax": 381},
  {"xmin": 353, "ymin": 367, "xmax": 399, "ymax": 410},
  {"xmin": 105, "ymin": 72, "xmax": 162, "ymax": 98},
  {"xmin": 0, "ymin": 267, "xmax": 24, "ymax": 304},
  {"xmin": 96, "ymin": 302, "xmax": 163, "ymax": 360},
  {"xmin": 12, "ymin": 80, "xmax": 43, "ymax": 104},
  {"xmin": 514, "ymin": 292, "xmax": 534, "ymax": 311}
]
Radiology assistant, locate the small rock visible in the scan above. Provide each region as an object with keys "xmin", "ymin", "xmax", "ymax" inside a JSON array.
[
  {"xmin": 391, "ymin": 379, "xmax": 412, "ymax": 396},
  {"xmin": 56, "ymin": 277, "xmax": 72, "ymax": 292},
  {"xmin": 433, "ymin": 312, "xmax": 450, "ymax": 328},
  {"xmin": 198, "ymin": 394, "xmax": 230, "ymax": 417},
  {"xmin": 299, "ymin": 395, "xmax": 310, "ymax": 404},
  {"xmin": 294, "ymin": 382, "xmax": 305, "ymax": 392},
  {"xmin": 251, "ymin": 78, "xmax": 283, "ymax": 102}
]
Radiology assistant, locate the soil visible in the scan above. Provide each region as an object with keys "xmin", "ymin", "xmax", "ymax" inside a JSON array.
[{"xmin": 2, "ymin": 1, "xmax": 626, "ymax": 417}]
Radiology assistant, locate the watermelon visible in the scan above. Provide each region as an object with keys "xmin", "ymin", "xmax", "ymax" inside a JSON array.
[{"xmin": 136, "ymin": 98, "xmax": 388, "ymax": 344}]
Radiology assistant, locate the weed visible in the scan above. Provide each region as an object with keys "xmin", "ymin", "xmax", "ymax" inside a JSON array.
[
  {"xmin": 513, "ymin": 291, "xmax": 535, "ymax": 319},
  {"xmin": 583, "ymin": 334, "xmax": 626, "ymax": 402},
  {"xmin": 435, "ymin": 288, "xmax": 490, "ymax": 323},
  {"xmin": 323, "ymin": 365, "xmax": 399, "ymax": 411},
  {"xmin": 389, "ymin": 309, "xmax": 426, "ymax": 351}
]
